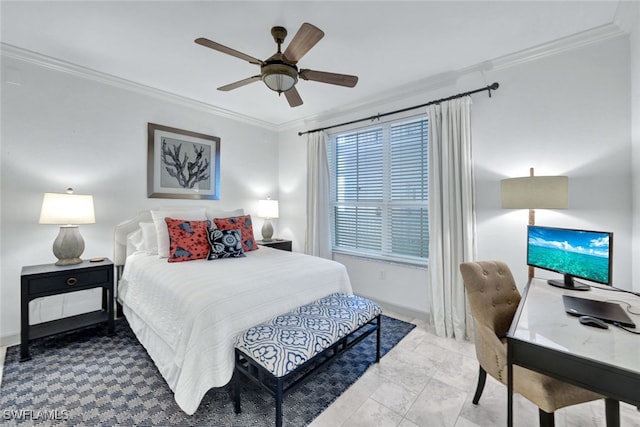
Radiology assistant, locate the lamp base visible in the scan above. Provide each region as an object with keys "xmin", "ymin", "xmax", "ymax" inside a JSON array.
[
  {"xmin": 261, "ymin": 219, "xmax": 274, "ymax": 242},
  {"xmin": 55, "ymin": 257, "xmax": 83, "ymax": 266},
  {"xmin": 52, "ymin": 225, "xmax": 85, "ymax": 266}
]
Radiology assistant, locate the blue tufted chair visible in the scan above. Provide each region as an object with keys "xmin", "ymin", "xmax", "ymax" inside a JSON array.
[{"xmin": 460, "ymin": 261, "xmax": 604, "ymax": 427}]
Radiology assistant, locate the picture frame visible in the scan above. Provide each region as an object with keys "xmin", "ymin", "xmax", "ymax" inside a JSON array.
[{"xmin": 147, "ymin": 123, "xmax": 221, "ymax": 200}]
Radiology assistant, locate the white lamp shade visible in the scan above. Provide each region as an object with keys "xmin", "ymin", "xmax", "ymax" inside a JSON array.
[
  {"xmin": 258, "ymin": 199, "xmax": 279, "ymax": 219},
  {"xmin": 501, "ymin": 176, "xmax": 568, "ymax": 209},
  {"xmin": 39, "ymin": 193, "xmax": 96, "ymax": 225}
]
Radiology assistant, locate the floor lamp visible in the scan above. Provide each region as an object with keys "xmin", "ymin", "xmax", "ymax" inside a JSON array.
[{"xmin": 501, "ymin": 168, "xmax": 568, "ymax": 278}]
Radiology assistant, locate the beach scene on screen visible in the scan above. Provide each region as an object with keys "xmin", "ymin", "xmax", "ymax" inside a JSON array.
[{"xmin": 528, "ymin": 227, "xmax": 610, "ymax": 283}]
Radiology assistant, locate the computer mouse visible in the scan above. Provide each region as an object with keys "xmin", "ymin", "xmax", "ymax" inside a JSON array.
[{"xmin": 578, "ymin": 315, "xmax": 609, "ymax": 329}]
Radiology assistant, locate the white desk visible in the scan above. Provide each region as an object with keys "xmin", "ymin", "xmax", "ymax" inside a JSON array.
[{"xmin": 507, "ymin": 278, "xmax": 640, "ymax": 426}]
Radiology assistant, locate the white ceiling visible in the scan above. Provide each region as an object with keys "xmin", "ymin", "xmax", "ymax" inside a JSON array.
[{"xmin": 1, "ymin": 1, "xmax": 622, "ymax": 127}]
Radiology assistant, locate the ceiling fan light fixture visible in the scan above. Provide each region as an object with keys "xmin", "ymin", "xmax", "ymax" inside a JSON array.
[
  {"xmin": 196, "ymin": 22, "xmax": 357, "ymax": 107},
  {"xmin": 261, "ymin": 62, "xmax": 298, "ymax": 93}
]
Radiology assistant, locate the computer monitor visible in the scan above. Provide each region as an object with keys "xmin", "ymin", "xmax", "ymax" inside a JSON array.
[{"xmin": 527, "ymin": 225, "xmax": 613, "ymax": 291}]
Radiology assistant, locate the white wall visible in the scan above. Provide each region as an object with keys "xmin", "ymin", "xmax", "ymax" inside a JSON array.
[
  {"xmin": 279, "ymin": 33, "xmax": 634, "ymax": 319},
  {"xmin": 0, "ymin": 52, "xmax": 279, "ymax": 343},
  {"xmin": 630, "ymin": 3, "xmax": 640, "ymax": 291},
  {"xmin": 474, "ymin": 35, "xmax": 632, "ymax": 290}
]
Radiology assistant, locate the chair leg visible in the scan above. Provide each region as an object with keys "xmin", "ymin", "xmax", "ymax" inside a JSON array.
[
  {"xmin": 538, "ymin": 409, "xmax": 555, "ymax": 427},
  {"xmin": 472, "ymin": 365, "xmax": 487, "ymax": 405}
]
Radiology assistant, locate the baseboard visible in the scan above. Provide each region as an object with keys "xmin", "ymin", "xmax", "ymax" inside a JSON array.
[
  {"xmin": 359, "ymin": 295, "xmax": 428, "ymax": 322},
  {"xmin": 1, "ymin": 333, "xmax": 20, "ymax": 348}
]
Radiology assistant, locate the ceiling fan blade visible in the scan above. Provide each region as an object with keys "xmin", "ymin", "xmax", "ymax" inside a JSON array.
[
  {"xmin": 284, "ymin": 86, "xmax": 303, "ymax": 107},
  {"xmin": 217, "ymin": 75, "xmax": 262, "ymax": 91},
  {"xmin": 283, "ymin": 23, "xmax": 324, "ymax": 64},
  {"xmin": 299, "ymin": 69, "xmax": 358, "ymax": 87},
  {"xmin": 195, "ymin": 38, "xmax": 263, "ymax": 65}
]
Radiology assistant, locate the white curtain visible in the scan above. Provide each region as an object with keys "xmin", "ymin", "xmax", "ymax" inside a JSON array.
[
  {"xmin": 305, "ymin": 131, "xmax": 331, "ymax": 258},
  {"xmin": 428, "ymin": 96, "xmax": 476, "ymax": 340}
]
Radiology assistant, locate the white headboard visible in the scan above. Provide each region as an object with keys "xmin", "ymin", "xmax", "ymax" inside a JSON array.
[
  {"xmin": 113, "ymin": 207, "xmax": 245, "ymax": 269},
  {"xmin": 113, "ymin": 210, "xmax": 153, "ymax": 267}
]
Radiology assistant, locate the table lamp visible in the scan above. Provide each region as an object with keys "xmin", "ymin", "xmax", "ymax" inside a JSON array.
[
  {"xmin": 39, "ymin": 189, "xmax": 95, "ymax": 266},
  {"xmin": 501, "ymin": 168, "xmax": 568, "ymax": 277},
  {"xmin": 258, "ymin": 198, "xmax": 279, "ymax": 241}
]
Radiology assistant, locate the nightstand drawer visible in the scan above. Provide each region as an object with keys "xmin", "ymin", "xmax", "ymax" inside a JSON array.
[
  {"xmin": 28, "ymin": 269, "xmax": 110, "ymax": 295},
  {"xmin": 257, "ymin": 239, "xmax": 292, "ymax": 252}
]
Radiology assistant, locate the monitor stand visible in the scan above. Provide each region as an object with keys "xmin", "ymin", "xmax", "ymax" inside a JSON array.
[{"xmin": 547, "ymin": 274, "xmax": 590, "ymax": 291}]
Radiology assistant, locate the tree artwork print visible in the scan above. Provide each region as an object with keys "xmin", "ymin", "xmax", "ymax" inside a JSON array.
[
  {"xmin": 160, "ymin": 137, "xmax": 211, "ymax": 189},
  {"xmin": 147, "ymin": 122, "xmax": 220, "ymax": 200}
]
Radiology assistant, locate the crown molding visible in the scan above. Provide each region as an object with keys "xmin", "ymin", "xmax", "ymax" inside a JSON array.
[
  {"xmin": 280, "ymin": 22, "xmax": 627, "ymax": 133},
  {"xmin": 2, "ymin": 21, "xmax": 627, "ymax": 134},
  {"xmin": 0, "ymin": 43, "xmax": 278, "ymax": 132},
  {"xmin": 613, "ymin": 1, "xmax": 639, "ymax": 34},
  {"xmin": 486, "ymin": 23, "xmax": 626, "ymax": 71}
]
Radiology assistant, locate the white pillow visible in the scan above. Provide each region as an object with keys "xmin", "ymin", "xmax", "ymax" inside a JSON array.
[
  {"xmin": 205, "ymin": 208, "xmax": 244, "ymax": 222},
  {"xmin": 139, "ymin": 221, "xmax": 158, "ymax": 254},
  {"xmin": 126, "ymin": 228, "xmax": 145, "ymax": 256},
  {"xmin": 151, "ymin": 208, "xmax": 207, "ymax": 258}
]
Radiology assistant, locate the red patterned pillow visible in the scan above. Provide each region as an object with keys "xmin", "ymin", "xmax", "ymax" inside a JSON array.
[
  {"xmin": 165, "ymin": 218, "xmax": 211, "ymax": 262},
  {"xmin": 213, "ymin": 214, "xmax": 258, "ymax": 252}
]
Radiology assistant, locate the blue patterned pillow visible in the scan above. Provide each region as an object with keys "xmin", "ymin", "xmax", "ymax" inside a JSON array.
[
  {"xmin": 213, "ymin": 215, "xmax": 258, "ymax": 252},
  {"xmin": 206, "ymin": 228, "xmax": 245, "ymax": 259}
]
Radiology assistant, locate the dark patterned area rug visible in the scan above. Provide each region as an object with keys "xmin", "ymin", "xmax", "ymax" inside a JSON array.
[{"xmin": 1, "ymin": 315, "xmax": 414, "ymax": 426}]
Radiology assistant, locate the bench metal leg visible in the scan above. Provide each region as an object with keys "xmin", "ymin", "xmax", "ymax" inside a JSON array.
[
  {"xmin": 376, "ymin": 315, "xmax": 381, "ymax": 362},
  {"xmin": 276, "ymin": 378, "xmax": 284, "ymax": 427},
  {"xmin": 233, "ymin": 358, "xmax": 242, "ymax": 414}
]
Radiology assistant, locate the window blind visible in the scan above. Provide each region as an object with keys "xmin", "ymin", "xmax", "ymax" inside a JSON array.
[{"xmin": 329, "ymin": 116, "xmax": 429, "ymax": 265}]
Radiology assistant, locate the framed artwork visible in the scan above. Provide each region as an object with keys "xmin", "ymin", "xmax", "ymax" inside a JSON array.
[{"xmin": 147, "ymin": 123, "xmax": 221, "ymax": 200}]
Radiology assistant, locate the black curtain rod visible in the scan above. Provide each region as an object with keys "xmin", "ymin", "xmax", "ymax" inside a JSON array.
[{"xmin": 298, "ymin": 82, "xmax": 499, "ymax": 136}]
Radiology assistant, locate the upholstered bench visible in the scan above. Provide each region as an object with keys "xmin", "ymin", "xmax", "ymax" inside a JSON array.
[{"xmin": 233, "ymin": 293, "xmax": 382, "ymax": 427}]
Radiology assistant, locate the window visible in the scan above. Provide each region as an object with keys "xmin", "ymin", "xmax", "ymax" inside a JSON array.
[{"xmin": 328, "ymin": 116, "xmax": 429, "ymax": 266}]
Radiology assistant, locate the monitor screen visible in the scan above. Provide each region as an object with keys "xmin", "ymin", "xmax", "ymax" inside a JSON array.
[{"xmin": 527, "ymin": 225, "xmax": 613, "ymax": 290}]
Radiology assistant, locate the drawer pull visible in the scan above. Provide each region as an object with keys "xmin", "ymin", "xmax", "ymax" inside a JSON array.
[{"xmin": 66, "ymin": 277, "xmax": 78, "ymax": 286}]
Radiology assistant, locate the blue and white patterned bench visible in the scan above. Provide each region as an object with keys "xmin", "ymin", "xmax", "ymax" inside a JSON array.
[{"xmin": 233, "ymin": 293, "xmax": 382, "ymax": 427}]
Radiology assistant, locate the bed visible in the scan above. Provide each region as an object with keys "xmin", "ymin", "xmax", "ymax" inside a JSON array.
[{"xmin": 113, "ymin": 209, "xmax": 353, "ymax": 415}]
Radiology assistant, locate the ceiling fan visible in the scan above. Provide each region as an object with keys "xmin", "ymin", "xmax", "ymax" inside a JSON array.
[{"xmin": 195, "ymin": 22, "xmax": 358, "ymax": 107}]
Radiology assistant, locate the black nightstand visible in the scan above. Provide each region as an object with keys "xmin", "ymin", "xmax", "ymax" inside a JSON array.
[
  {"xmin": 257, "ymin": 239, "xmax": 292, "ymax": 252},
  {"xmin": 20, "ymin": 258, "xmax": 115, "ymax": 361}
]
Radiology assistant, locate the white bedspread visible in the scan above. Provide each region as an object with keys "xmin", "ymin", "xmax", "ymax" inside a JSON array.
[{"xmin": 119, "ymin": 247, "xmax": 352, "ymax": 415}]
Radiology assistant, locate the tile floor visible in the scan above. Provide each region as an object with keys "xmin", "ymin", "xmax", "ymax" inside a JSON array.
[
  {"xmin": 1, "ymin": 312, "xmax": 638, "ymax": 427},
  {"xmin": 309, "ymin": 310, "xmax": 640, "ymax": 427}
]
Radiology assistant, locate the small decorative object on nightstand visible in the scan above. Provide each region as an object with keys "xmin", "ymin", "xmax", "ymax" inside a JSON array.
[
  {"xmin": 20, "ymin": 258, "xmax": 114, "ymax": 361},
  {"xmin": 257, "ymin": 238, "xmax": 292, "ymax": 252}
]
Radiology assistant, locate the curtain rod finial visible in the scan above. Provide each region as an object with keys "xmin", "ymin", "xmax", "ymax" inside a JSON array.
[{"xmin": 488, "ymin": 82, "xmax": 499, "ymax": 97}]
